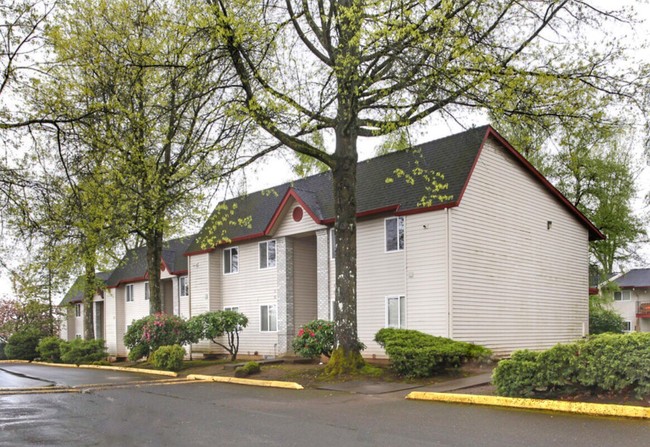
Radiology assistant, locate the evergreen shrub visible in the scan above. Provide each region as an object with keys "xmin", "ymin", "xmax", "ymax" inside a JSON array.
[{"xmin": 374, "ymin": 328, "xmax": 492, "ymax": 378}]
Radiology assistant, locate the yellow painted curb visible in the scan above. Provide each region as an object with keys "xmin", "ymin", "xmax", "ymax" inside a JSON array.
[
  {"xmin": 187, "ymin": 374, "xmax": 303, "ymax": 390},
  {"xmin": 32, "ymin": 361, "xmax": 79, "ymax": 368},
  {"xmin": 405, "ymin": 392, "xmax": 650, "ymax": 419},
  {"xmin": 28, "ymin": 361, "xmax": 177, "ymax": 377},
  {"xmin": 78, "ymin": 365, "xmax": 178, "ymax": 377},
  {"xmin": 0, "ymin": 360, "xmax": 30, "ymax": 364}
]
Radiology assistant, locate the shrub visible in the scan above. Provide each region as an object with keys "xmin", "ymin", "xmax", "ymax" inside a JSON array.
[
  {"xmin": 374, "ymin": 328, "xmax": 492, "ymax": 378},
  {"xmin": 150, "ymin": 344, "xmax": 185, "ymax": 371},
  {"xmin": 0, "ymin": 342, "xmax": 6, "ymax": 360},
  {"xmin": 291, "ymin": 319, "xmax": 335, "ymax": 359},
  {"xmin": 492, "ymin": 333, "xmax": 650, "ymax": 398},
  {"xmin": 187, "ymin": 310, "xmax": 248, "ymax": 361},
  {"xmin": 234, "ymin": 361, "xmax": 261, "ymax": 377},
  {"xmin": 60, "ymin": 338, "xmax": 107, "ymax": 365},
  {"xmin": 37, "ymin": 336, "xmax": 64, "ymax": 363},
  {"xmin": 4, "ymin": 329, "xmax": 41, "ymax": 360},
  {"xmin": 589, "ymin": 305, "xmax": 625, "ymax": 334},
  {"xmin": 124, "ymin": 313, "xmax": 196, "ymax": 361}
]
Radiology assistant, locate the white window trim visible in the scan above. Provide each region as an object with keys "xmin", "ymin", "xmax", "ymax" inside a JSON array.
[
  {"xmin": 179, "ymin": 276, "xmax": 189, "ymax": 297},
  {"xmin": 623, "ymin": 321, "xmax": 632, "ymax": 332},
  {"xmin": 260, "ymin": 304, "xmax": 278, "ymax": 333},
  {"xmin": 223, "ymin": 247, "xmax": 239, "ymax": 275},
  {"xmin": 75, "ymin": 303, "xmax": 82, "ymax": 317},
  {"xmin": 224, "ymin": 305, "xmax": 239, "ymax": 312},
  {"xmin": 126, "ymin": 284, "xmax": 134, "ymax": 302},
  {"xmin": 329, "ymin": 228, "xmax": 336, "ymax": 259},
  {"xmin": 385, "ymin": 216, "xmax": 405, "ymax": 253},
  {"xmin": 258, "ymin": 240, "xmax": 277, "ymax": 270},
  {"xmin": 385, "ymin": 295, "xmax": 406, "ymax": 328},
  {"xmin": 614, "ymin": 290, "xmax": 632, "ymax": 301},
  {"xmin": 144, "ymin": 283, "xmax": 150, "ymax": 301}
]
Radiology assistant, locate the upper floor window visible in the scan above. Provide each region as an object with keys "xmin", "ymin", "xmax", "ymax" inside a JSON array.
[
  {"xmin": 259, "ymin": 240, "xmax": 276, "ymax": 269},
  {"xmin": 330, "ymin": 228, "xmax": 336, "ymax": 259},
  {"xmin": 385, "ymin": 216, "xmax": 405, "ymax": 252},
  {"xmin": 75, "ymin": 303, "xmax": 82, "ymax": 317},
  {"xmin": 144, "ymin": 284, "xmax": 150, "ymax": 301},
  {"xmin": 179, "ymin": 276, "xmax": 189, "ymax": 297},
  {"xmin": 614, "ymin": 290, "xmax": 631, "ymax": 301},
  {"xmin": 224, "ymin": 247, "xmax": 239, "ymax": 274},
  {"xmin": 126, "ymin": 284, "xmax": 134, "ymax": 302}
]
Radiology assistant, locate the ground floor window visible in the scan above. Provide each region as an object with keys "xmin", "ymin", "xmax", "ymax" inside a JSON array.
[
  {"xmin": 623, "ymin": 321, "xmax": 632, "ymax": 332},
  {"xmin": 260, "ymin": 304, "xmax": 277, "ymax": 332},
  {"xmin": 386, "ymin": 295, "xmax": 406, "ymax": 328}
]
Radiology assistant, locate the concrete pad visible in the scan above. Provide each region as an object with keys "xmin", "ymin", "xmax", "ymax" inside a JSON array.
[{"xmin": 317, "ymin": 381, "xmax": 422, "ymax": 394}]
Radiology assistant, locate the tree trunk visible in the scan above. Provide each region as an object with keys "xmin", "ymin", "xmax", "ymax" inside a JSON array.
[
  {"xmin": 146, "ymin": 229, "xmax": 164, "ymax": 313},
  {"xmin": 83, "ymin": 257, "xmax": 96, "ymax": 340}
]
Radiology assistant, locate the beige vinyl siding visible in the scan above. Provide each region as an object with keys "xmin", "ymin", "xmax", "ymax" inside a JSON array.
[
  {"xmin": 450, "ymin": 138, "xmax": 589, "ymax": 355},
  {"xmin": 123, "ymin": 282, "xmax": 150, "ymax": 327},
  {"xmin": 404, "ymin": 212, "xmax": 449, "ymax": 337},
  {"xmin": 192, "ymin": 241, "xmax": 279, "ymax": 356},
  {"xmin": 273, "ymin": 200, "xmax": 326, "ymax": 237},
  {"xmin": 293, "ymin": 236, "xmax": 318, "ymax": 333},
  {"xmin": 187, "ymin": 253, "xmax": 212, "ymax": 352},
  {"xmin": 104, "ymin": 289, "xmax": 118, "ymax": 356},
  {"xmin": 357, "ymin": 217, "xmax": 406, "ymax": 356}
]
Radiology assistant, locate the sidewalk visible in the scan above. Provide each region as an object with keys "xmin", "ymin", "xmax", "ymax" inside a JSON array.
[{"xmin": 316, "ymin": 371, "xmax": 493, "ymax": 395}]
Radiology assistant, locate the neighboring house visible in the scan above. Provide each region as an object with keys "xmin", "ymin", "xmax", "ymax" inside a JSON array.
[
  {"xmin": 59, "ymin": 271, "xmax": 112, "ymax": 341},
  {"xmin": 102, "ymin": 236, "xmax": 194, "ymax": 357},
  {"xmin": 60, "ymin": 236, "xmax": 194, "ymax": 358},
  {"xmin": 185, "ymin": 125, "xmax": 603, "ymax": 358},
  {"xmin": 608, "ymin": 268, "xmax": 650, "ymax": 333}
]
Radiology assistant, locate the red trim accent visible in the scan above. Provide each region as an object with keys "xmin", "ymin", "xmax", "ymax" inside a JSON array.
[
  {"xmin": 456, "ymin": 130, "xmax": 489, "ymax": 207},
  {"xmin": 183, "ymin": 247, "xmax": 215, "ymax": 257},
  {"xmin": 170, "ymin": 269, "xmax": 188, "ymax": 276},
  {"xmin": 396, "ymin": 202, "xmax": 459, "ymax": 216},
  {"xmin": 292, "ymin": 206, "xmax": 304, "ymax": 222},
  {"xmin": 588, "ymin": 287, "xmax": 599, "ymax": 296},
  {"xmin": 107, "ymin": 275, "xmax": 147, "ymax": 289},
  {"xmin": 160, "ymin": 260, "xmax": 168, "ymax": 272},
  {"xmin": 264, "ymin": 188, "xmax": 321, "ymax": 234},
  {"xmin": 636, "ymin": 313, "xmax": 650, "ymax": 319},
  {"xmin": 484, "ymin": 127, "xmax": 605, "ymax": 241}
]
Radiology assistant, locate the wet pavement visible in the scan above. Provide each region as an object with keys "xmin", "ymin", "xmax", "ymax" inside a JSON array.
[{"xmin": 0, "ymin": 363, "xmax": 162, "ymax": 389}]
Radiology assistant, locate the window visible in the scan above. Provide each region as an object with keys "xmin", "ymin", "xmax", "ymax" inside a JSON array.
[
  {"xmin": 260, "ymin": 304, "xmax": 277, "ymax": 332},
  {"xmin": 623, "ymin": 321, "xmax": 632, "ymax": 332},
  {"xmin": 126, "ymin": 284, "xmax": 134, "ymax": 302},
  {"xmin": 224, "ymin": 247, "xmax": 239, "ymax": 274},
  {"xmin": 179, "ymin": 276, "xmax": 189, "ymax": 297},
  {"xmin": 75, "ymin": 334, "xmax": 82, "ymax": 339},
  {"xmin": 385, "ymin": 217, "xmax": 405, "ymax": 252},
  {"xmin": 329, "ymin": 299, "xmax": 336, "ymax": 322},
  {"xmin": 330, "ymin": 228, "xmax": 336, "ymax": 259},
  {"xmin": 225, "ymin": 306, "xmax": 239, "ymax": 312},
  {"xmin": 614, "ymin": 290, "xmax": 632, "ymax": 301},
  {"xmin": 259, "ymin": 240, "xmax": 276, "ymax": 269},
  {"xmin": 75, "ymin": 303, "xmax": 81, "ymax": 317},
  {"xmin": 386, "ymin": 295, "xmax": 406, "ymax": 328},
  {"xmin": 144, "ymin": 284, "xmax": 150, "ymax": 301}
]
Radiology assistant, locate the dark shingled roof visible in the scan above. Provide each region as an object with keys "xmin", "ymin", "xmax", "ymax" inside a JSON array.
[
  {"xmin": 188, "ymin": 125, "xmax": 603, "ymax": 254},
  {"xmin": 106, "ymin": 235, "xmax": 195, "ymax": 288},
  {"xmin": 615, "ymin": 269, "xmax": 650, "ymax": 288},
  {"xmin": 60, "ymin": 271, "xmax": 112, "ymax": 306}
]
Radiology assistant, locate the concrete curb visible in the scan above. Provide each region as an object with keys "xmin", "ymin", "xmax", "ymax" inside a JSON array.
[
  {"xmin": 0, "ymin": 360, "xmax": 30, "ymax": 364},
  {"xmin": 30, "ymin": 361, "xmax": 178, "ymax": 377},
  {"xmin": 187, "ymin": 374, "xmax": 304, "ymax": 390},
  {"xmin": 405, "ymin": 391, "xmax": 650, "ymax": 419}
]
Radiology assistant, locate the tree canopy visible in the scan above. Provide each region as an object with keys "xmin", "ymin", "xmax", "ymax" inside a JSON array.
[{"xmin": 210, "ymin": 0, "xmax": 649, "ymax": 370}]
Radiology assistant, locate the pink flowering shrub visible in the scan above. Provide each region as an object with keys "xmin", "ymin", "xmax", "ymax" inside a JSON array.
[
  {"xmin": 124, "ymin": 313, "xmax": 196, "ymax": 361},
  {"xmin": 291, "ymin": 319, "xmax": 335, "ymax": 359}
]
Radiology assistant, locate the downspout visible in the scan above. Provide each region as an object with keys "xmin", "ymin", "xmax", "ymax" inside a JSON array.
[{"xmin": 446, "ymin": 208, "xmax": 453, "ymax": 339}]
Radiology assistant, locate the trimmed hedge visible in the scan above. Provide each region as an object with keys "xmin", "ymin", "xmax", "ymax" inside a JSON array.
[
  {"xmin": 4, "ymin": 329, "xmax": 41, "ymax": 360},
  {"xmin": 60, "ymin": 338, "xmax": 107, "ymax": 365},
  {"xmin": 374, "ymin": 328, "xmax": 492, "ymax": 378},
  {"xmin": 493, "ymin": 333, "xmax": 650, "ymax": 398},
  {"xmin": 37, "ymin": 336, "xmax": 64, "ymax": 363},
  {"xmin": 235, "ymin": 361, "xmax": 261, "ymax": 378},
  {"xmin": 150, "ymin": 345, "xmax": 185, "ymax": 371}
]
